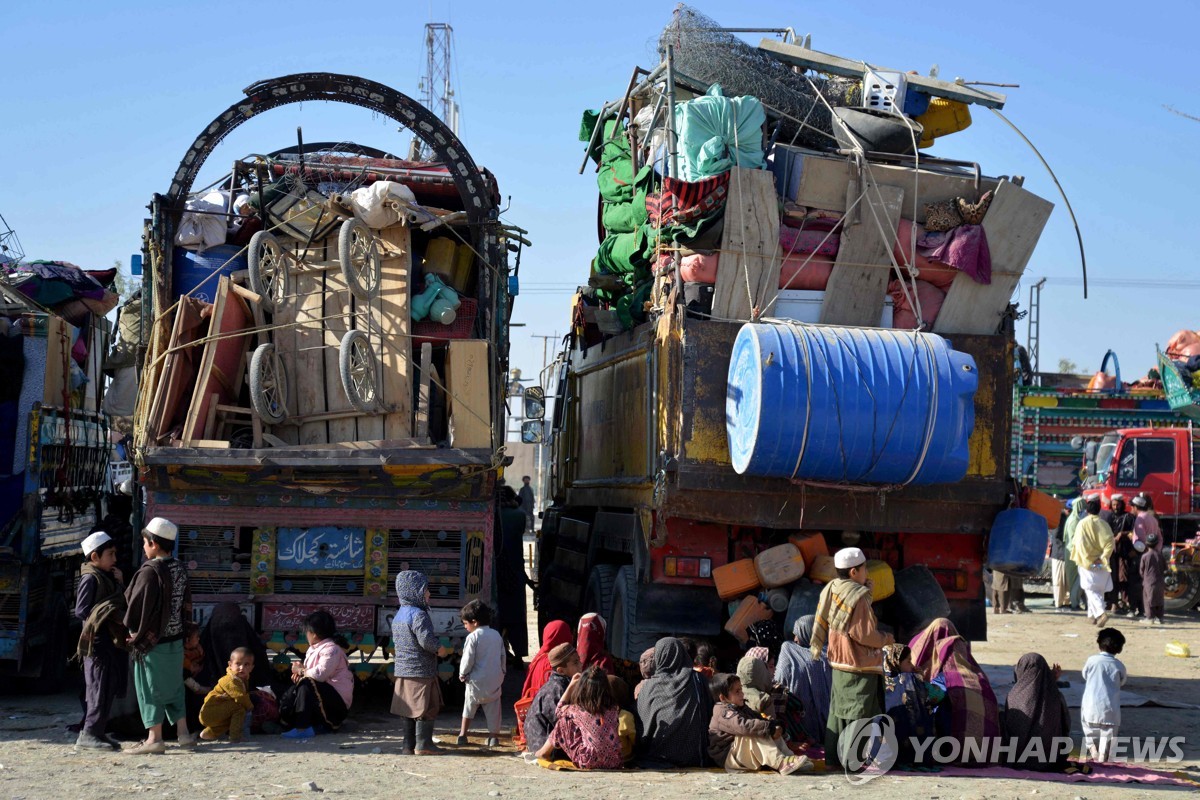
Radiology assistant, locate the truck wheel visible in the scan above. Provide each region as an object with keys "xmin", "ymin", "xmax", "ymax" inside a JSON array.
[
  {"xmin": 584, "ymin": 564, "xmax": 619, "ymax": 622},
  {"xmin": 1164, "ymin": 571, "xmax": 1200, "ymax": 611},
  {"xmin": 609, "ymin": 566, "xmax": 662, "ymax": 661}
]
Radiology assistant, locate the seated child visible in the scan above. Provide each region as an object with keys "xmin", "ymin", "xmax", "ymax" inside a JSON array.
[
  {"xmin": 279, "ymin": 611, "xmax": 354, "ymax": 739},
  {"xmin": 199, "ymin": 647, "xmax": 255, "ymax": 742},
  {"xmin": 1082, "ymin": 628, "xmax": 1127, "ymax": 762},
  {"xmin": 606, "ymin": 674, "xmax": 637, "ymax": 762},
  {"xmin": 707, "ymin": 673, "xmax": 812, "ymax": 775},
  {"xmin": 535, "ymin": 666, "xmax": 623, "ymax": 769},
  {"xmin": 524, "ymin": 643, "xmax": 581, "ymax": 754},
  {"xmin": 882, "ymin": 643, "xmax": 936, "ymax": 763},
  {"xmin": 457, "ymin": 599, "xmax": 506, "ymax": 748},
  {"xmin": 183, "ymin": 622, "xmax": 209, "ymax": 696}
]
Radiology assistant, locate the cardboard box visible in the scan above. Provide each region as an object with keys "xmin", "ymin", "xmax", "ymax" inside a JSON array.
[{"xmin": 446, "ymin": 340, "xmax": 492, "ymax": 449}]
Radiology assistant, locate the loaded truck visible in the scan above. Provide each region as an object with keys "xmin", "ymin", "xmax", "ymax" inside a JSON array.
[
  {"xmin": 0, "ymin": 272, "xmax": 113, "ymax": 683},
  {"xmin": 133, "ymin": 73, "xmax": 521, "ymax": 683},
  {"xmin": 531, "ymin": 19, "xmax": 1058, "ymax": 655}
]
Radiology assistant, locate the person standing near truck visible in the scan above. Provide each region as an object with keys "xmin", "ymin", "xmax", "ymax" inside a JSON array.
[
  {"xmin": 123, "ymin": 517, "xmax": 194, "ymax": 754},
  {"xmin": 519, "ymin": 476, "xmax": 535, "ymax": 535},
  {"xmin": 810, "ymin": 547, "xmax": 894, "ymax": 768},
  {"xmin": 73, "ymin": 531, "xmax": 128, "ymax": 750},
  {"xmin": 1071, "ymin": 498, "xmax": 1115, "ymax": 627}
]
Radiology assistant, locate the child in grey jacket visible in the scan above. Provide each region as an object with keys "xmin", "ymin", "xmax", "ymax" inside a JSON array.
[{"xmin": 456, "ymin": 599, "xmax": 506, "ymax": 747}]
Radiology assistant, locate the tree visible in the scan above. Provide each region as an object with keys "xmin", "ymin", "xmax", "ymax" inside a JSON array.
[{"xmin": 1057, "ymin": 358, "xmax": 1080, "ymax": 374}]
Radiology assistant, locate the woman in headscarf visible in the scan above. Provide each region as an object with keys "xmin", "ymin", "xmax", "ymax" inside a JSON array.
[
  {"xmin": 635, "ymin": 637, "xmax": 713, "ymax": 766},
  {"xmin": 199, "ymin": 603, "xmax": 276, "ymax": 691},
  {"xmin": 576, "ymin": 613, "xmax": 615, "ymax": 674},
  {"xmin": 908, "ymin": 618, "xmax": 1000, "ymax": 761},
  {"xmin": 1003, "ymin": 653, "xmax": 1071, "ymax": 771},
  {"xmin": 520, "ymin": 620, "xmax": 573, "ymax": 702},
  {"xmin": 773, "ymin": 615, "xmax": 832, "ymax": 743},
  {"xmin": 515, "ymin": 619, "xmax": 573, "ymax": 748}
]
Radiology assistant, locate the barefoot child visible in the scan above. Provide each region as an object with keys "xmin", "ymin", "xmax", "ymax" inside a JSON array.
[
  {"xmin": 1081, "ymin": 627, "xmax": 1127, "ymax": 762},
  {"xmin": 199, "ymin": 648, "xmax": 255, "ymax": 742},
  {"xmin": 457, "ymin": 599, "xmax": 506, "ymax": 747},
  {"xmin": 74, "ymin": 531, "xmax": 128, "ymax": 750},
  {"xmin": 707, "ymin": 673, "xmax": 811, "ymax": 775}
]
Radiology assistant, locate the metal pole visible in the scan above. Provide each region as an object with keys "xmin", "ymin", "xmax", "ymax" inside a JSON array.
[{"xmin": 1026, "ymin": 278, "xmax": 1046, "ymax": 378}]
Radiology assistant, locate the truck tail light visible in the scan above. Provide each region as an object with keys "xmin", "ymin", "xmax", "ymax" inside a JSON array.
[
  {"xmin": 664, "ymin": 557, "xmax": 712, "ymax": 578},
  {"xmin": 932, "ymin": 569, "xmax": 968, "ymax": 592}
]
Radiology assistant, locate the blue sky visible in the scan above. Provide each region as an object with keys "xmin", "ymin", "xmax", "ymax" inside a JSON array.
[{"xmin": 5, "ymin": 0, "xmax": 1199, "ymax": 391}]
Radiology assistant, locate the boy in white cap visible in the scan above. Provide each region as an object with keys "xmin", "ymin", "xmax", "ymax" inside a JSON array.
[
  {"xmin": 809, "ymin": 547, "xmax": 894, "ymax": 768},
  {"xmin": 122, "ymin": 517, "xmax": 194, "ymax": 754},
  {"xmin": 74, "ymin": 531, "xmax": 128, "ymax": 750}
]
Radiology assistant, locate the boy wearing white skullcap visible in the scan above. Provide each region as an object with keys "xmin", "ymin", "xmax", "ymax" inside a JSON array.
[
  {"xmin": 123, "ymin": 517, "xmax": 194, "ymax": 754},
  {"xmin": 75, "ymin": 531, "xmax": 128, "ymax": 750},
  {"xmin": 809, "ymin": 547, "xmax": 893, "ymax": 767}
]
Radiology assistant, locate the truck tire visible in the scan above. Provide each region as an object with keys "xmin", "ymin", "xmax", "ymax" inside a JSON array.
[
  {"xmin": 584, "ymin": 564, "xmax": 619, "ymax": 622},
  {"xmin": 1164, "ymin": 570, "xmax": 1200, "ymax": 611},
  {"xmin": 609, "ymin": 566, "xmax": 661, "ymax": 661}
]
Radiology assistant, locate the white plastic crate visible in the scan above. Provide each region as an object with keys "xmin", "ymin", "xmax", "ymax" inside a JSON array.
[{"xmin": 863, "ymin": 68, "xmax": 907, "ymax": 115}]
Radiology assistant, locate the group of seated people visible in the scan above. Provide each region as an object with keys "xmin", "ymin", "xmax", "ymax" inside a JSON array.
[{"xmin": 516, "ymin": 613, "xmax": 1092, "ymax": 774}]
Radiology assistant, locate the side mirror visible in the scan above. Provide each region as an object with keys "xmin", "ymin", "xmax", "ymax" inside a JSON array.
[
  {"xmin": 523, "ymin": 386, "xmax": 545, "ymax": 420},
  {"xmin": 521, "ymin": 419, "xmax": 545, "ymax": 444},
  {"xmin": 1069, "ymin": 436, "xmax": 1084, "ymax": 451}
]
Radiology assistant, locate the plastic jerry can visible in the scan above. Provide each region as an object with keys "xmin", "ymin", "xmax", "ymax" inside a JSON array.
[
  {"xmin": 866, "ymin": 559, "xmax": 896, "ymax": 602},
  {"xmin": 724, "ymin": 595, "xmax": 773, "ymax": 645},
  {"xmin": 788, "ymin": 532, "xmax": 830, "ymax": 569},
  {"xmin": 713, "ymin": 558, "xmax": 762, "ymax": 600},
  {"xmin": 754, "ymin": 543, "xmax": 806, "ymax": 588},
  {"xmin": 766, "ymin": 588, "xmax": 790, "ymax": 613},
  {"xmin": 807, "ymin": 554, "xmax": 837, "ymax": 584},
  {"xmin": 1026, "ymin": 488, "xmax": 1064, "ymax": 530},
  {"xmin": 423, "ymin": 237, "xmax": 457, "ymax": 278}
]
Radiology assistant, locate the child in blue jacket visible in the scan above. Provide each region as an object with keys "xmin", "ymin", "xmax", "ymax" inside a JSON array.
[{"xmin": 392, "ymin": 571, "xmax": 442, "ymax": 754}]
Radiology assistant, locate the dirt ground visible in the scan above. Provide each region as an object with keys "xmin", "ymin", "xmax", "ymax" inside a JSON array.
[{"xmin": 3, "ymin": 589, "xmax": 1199, "ymax": 800}]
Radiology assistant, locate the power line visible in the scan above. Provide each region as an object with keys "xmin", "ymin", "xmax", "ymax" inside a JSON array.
[{"xmin": 1037, "ymin": 275, "xmax": 1200, "ymax": 290}]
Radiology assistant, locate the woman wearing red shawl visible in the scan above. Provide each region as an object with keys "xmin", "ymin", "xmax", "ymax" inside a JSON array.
[
  {"xmin": 577, "ymin": 613, "xmax": 615, "ymax": 674},
  {"xmin": 520, "ymin": 620, "xmax": 573, "ymax": 701},
  {"xmin": 907, "ymin": 618, "xmax": 1000, "ymax": 761}
]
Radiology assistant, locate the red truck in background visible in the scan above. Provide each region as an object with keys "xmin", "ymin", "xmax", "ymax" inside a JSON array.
[{"xmin": 1081, "ymin": 426, "xmax": 1200, "ymax": 610}]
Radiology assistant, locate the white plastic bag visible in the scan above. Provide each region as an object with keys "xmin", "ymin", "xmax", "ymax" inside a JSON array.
[
  {"xmin": 174, "ymin": 191, "xmax": 228, "ymax": 251},
  {"xmin": 348, "ymin": 181, "xmax": 417, "ymax": 229}
]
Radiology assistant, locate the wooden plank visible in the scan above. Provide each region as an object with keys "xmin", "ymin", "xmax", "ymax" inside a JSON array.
[
  {"xmin": 758, "ymin": 39, "xmax": 1007, "ymax": 109},
  {"xmin": 321, "ymin": 238, "xmax": 357, "ymax": 445},
  {"xmin": 933, "ymin": 180, "xmax": 1054, "ymax": 335},
  {"xmin": 41, "ymin": 316, "xmax": 68, "ymax": 407},
  {"xmin": 711, "ymin": 167, "xmax": 781, "ymax": 321},
  {"xmin": 819, "ymin": 182, "xmax": 905, "ymax": 326},
  {"xmin": 377, "ymin": 224, "xmax": 413, "ymax": 440},
  {"xmin": 270, "ymin": 249, "xmax": 299, "ymax": 446},
  {"xmin": 295, "ymin": 253, "xmax": 328, "ymax": 445},
  {"xmin": 446, "ymin": 340, "xmax": 492, "ymax": 449},
  {"xmin": 415, "ymin": 342, "xmax": 432, "ymax": 442},
  {"xmin": 788, "ymin": 147, "xmax": 998, "ymax": 222},
  {"xmin": 182, "ymin": 278, "xmax": 252, "ymax": 443}
]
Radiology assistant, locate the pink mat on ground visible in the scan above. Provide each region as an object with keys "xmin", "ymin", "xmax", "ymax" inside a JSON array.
[{"xmin": 933, "ymin": 763, "xmax": 1198, "ymax": 786}]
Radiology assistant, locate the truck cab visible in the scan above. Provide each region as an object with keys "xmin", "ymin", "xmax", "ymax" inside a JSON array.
[
  {"xmin": 1083, "ymin": 426, "xmax": 1200, "ymax": 610},
  {"xmin": 1083, "ymin": 427, "xmax": 1199, "ymax": 527}
]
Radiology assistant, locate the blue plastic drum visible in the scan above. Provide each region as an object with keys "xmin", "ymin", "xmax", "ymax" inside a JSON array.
[
  {"xmin": 986, "ymin": 508, "xmax": 1049, "ymax": 576},
  {"xmin": 172, "ymin": 244, "xmax": 247, "ymax": 302},
  {"xmin": 725, "ymin": 323, "xmax": 978, "ymax": 484}
]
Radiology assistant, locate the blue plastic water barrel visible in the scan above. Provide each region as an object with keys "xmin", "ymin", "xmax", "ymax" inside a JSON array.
[
  {"xmin": 986, "ymin": 508, "xmax": 1049, "ymax": 576},
  {"xmin": 172, "ymin": 245, "xmax": 247, "ymax": 303},
  {"xmin": 725, "ymin": 323, "xmax": 977, "ymax": 484}
]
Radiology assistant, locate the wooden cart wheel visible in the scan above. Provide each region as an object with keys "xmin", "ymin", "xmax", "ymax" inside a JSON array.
[
  {"xmin": 339, "ymin": 330, "xmax": 380, "ymax": 414},
  {"xmin": 337, "ymin": 218, "xmax": 382, "ymax": 300},
  {"xmin": 248, "ymin": 231, "xmax": 290, "ymax": 312},
  {"xmin": 249, "ymin": 343, "xmax": 289, "ymax": 425}
]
